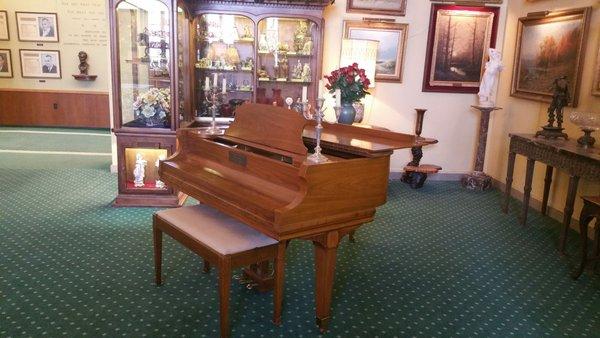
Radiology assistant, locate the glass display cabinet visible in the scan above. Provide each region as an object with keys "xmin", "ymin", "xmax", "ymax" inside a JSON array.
[
  {"xmin": 184, "ymin": 0, "xmax": 330, "ymax": 122},
  {"xmin": 109, "ymin": 0, "xmax": 191, "ymax": 207},
  {"xmin": 109, "ymin": 0, "xmax": 330, "ymax": 206}
]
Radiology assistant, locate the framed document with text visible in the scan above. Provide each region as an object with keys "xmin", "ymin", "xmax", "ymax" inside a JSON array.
[
  {"xmin": 0, "ymin": 11, "xmax": 9, "ymax": 40},
  {"xmin": 16, "ymin": 12, "xmax": 59, "ymax": 42},
  {"xmin": 19, "ymin": 49, "xmax": 61, "ymax": 79},
  {"xmin": 0, "ymin": 49, "xmax": 13, "ymax": 78}
]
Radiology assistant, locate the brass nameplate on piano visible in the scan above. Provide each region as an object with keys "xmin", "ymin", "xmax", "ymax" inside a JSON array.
[{"xmin": 229, "ymin": 151, "xmax": 247, "ymax": 167}]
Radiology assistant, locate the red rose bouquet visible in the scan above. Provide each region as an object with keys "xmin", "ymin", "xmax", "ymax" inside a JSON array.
[{"xmin": 324, "ymin": 63, "xmax": 371, "ymax": 105}]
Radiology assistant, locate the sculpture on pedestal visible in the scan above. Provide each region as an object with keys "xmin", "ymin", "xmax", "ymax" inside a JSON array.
[
  {"xmin": 536, "ymin": 76, "xmax": 569, "ymax": 140},
  {"xmin": 477, "ymin": 48, "xmax": 503, "ymax": 108}
]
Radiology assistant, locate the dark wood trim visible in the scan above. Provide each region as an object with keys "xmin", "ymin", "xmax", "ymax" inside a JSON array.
[{"xmin": 0, "ymin": 90, "xmax": 110, "ymax": 128}]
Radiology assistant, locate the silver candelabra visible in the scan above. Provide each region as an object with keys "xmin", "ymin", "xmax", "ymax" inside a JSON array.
[
  {"xmin": 203, "ymin": 85, "xmax": 227, "ymax": 135},
  {"xmin": 306, "ymin": 98, "xmax": 328, "ymax": 163}
]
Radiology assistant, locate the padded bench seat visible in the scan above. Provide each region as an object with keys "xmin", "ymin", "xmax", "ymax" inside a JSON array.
[{"xmin": 153, "ymin": 204, "xmax": 285, "ymax": 338}]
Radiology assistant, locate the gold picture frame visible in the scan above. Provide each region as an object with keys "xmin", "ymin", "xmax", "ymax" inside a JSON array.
[
  {"xmin": 510, "ymin": 7, "xmax": 591, "ymax": 106},
  {"xmin": 593, "ymin": 33, "xmax": 600, "ymax": 96},
  {"xmin": 346, "ymin": 0, "xmax": 407, "ymax": 16}
]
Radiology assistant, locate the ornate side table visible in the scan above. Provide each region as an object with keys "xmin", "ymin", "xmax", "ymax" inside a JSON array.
[{"xmin": 502, "ymin": 134, "xmax": 600, "ymax": 254}]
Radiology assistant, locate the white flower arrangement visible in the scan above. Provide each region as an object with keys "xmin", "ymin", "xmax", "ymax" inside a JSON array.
[{"xmin": 133, "ymin": 88, "xmax": 170, "ymax": 126}]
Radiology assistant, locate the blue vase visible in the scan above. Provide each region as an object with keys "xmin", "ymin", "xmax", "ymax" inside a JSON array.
[{"xmin": 337, "ymin": 103, "xmax": 356, "ymax": 125}]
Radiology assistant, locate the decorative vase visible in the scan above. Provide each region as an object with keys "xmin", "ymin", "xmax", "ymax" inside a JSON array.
[
  {"xmin": 272, "ymin": 88, "xmax": 284, "ymax": 107},
  {"xmin": 337, "ymin": 103, "xmax": 356, "ymax": 125}
]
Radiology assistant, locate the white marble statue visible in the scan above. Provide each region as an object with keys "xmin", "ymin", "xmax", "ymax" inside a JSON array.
[
  {"xmin": 478, "ymin": 48, "xmax": 504, "ymax": 107},
  {"xmin": 155, "ymin": 154, "xmax": 166, "ymax": 189},
  {"xmin": 133, "ymin": 153, "xmax": 147, "ymax": 188}
]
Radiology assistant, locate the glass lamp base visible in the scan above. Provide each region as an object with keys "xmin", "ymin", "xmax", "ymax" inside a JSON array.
[{"xmin": 307, "ymin": 152, "xmax": 329, "ymax": 163}]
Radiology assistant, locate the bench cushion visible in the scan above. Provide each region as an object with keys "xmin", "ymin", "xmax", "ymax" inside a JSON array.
[{"xmin": 155, "ymin": 204, "xmax": 278, "ymax": 255}]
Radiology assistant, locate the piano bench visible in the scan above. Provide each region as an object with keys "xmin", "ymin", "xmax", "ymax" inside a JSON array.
[{"xmin": 152, "ymin": 204, "xmax": 285, "ymax": 338}]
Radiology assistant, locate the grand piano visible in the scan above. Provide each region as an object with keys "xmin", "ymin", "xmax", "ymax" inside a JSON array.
[{"xmin": 159, "ymin": 103, "xmax": 437, "ymax": 332}]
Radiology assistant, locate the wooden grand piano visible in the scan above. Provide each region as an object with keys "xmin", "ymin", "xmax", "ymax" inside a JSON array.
[{"xmin": 159, "ymin": 104, "xmax": 437, "ymax": 332}]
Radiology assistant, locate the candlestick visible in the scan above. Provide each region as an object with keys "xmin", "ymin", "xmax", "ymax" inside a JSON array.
[
  {"xmin": 306, "ymin": 97, "xmax": 328, "ymax": 164},
  {"xmin": 318, "ymin": 79, "xmax": 324, "ymax": 99},
  {"xmin": 335, "ymin": 89, "xmax": 341, "ymax": 107},
  {"xmin": 302, "ymin": 86, "xmax": 308, "ymax": 103},
  {"xmin": 205, "ymin": 76, "xmax": 210, "ymax": 90},
  {"xmin": 213, "ymin": 73, "xmax": 218, "ymax": 86},
  {"xmin": 203, "ymin": 83, "xmax": 228, "ymax": 135},
  {"xmin": 222, "ymin": 78, "xmax": 227, "ymax": 94}
]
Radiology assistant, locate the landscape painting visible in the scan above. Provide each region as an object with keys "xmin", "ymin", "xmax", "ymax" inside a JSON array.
[
  {"xmin": 511, "ymin": 8, "xmax": 590, "ymax": 106},
  {"xmin": 347, "ymin": 0, "xmax": 407, "ymax": 16},
  {"xmin": 422, "ymin": 5, "xmax": 499, "ymax": 93},
  {"xmin": 344, "ymin": 21, "xmax": 408, "ymax": 83}
]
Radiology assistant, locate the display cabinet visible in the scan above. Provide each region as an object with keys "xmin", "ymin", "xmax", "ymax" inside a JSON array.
[
  {"xmin": 109, "ymin": 0, "xmax": 192, "ymax": 207},
  {"xmin": 184, "ymin": 0, "xmax": 330, "ymax": 121}
]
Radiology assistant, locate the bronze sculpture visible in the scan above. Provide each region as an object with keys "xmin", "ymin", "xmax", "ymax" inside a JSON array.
[{"xmin": 536, "ymin": 76, "xmax": 569, "ymax": 140}]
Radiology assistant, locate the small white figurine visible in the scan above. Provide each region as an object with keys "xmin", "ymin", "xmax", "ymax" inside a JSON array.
[
  {"xmin": 301, "ymin": 63, "xmax": 311, "ymax": 82},
  {"xmin": 478, "ymin": 48, "xmax": 504, "ymax": 107},
  {"xmin": 133, "ymin": 153, "xmax": 147, "ymax": 187},
  {"xmin": 155, "ymin": 154, "xmax": 166, "ymax": 189},
  {"xmin": 292, "ymin": 60, "xmax": 303, "ymax": 79}
]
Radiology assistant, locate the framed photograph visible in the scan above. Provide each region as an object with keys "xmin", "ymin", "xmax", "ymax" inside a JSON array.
[
  {"xmin": 343, "ymin": 20, "xmax": 409, "ymax": 83},
  {"xmin": 19, "ymin": 49, "xmax": 61, "ymax": 79},
  {"xmin": 15, "ymin": 12, "xmax": 59, "ymax": 42},
  {"xmin": 0, "ymin": 49, "xmax": 13, "ymax": 78},
  {"xmin": 0, "ymin": 11, "xmax": 8, "ymax": 41},
  {"xmin": 422, "ymin": 4, "xmax": 500, "ymax": 93},
  {"xmin": 346, "ymin": 0, "xmax": 407, "ymax": 16},
  {"xmin": 511, "ymin": 7, "xmax": 591, "ymax": 106}
]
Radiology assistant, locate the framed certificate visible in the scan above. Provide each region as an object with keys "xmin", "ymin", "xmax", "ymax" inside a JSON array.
[
  {"xmin": 19, "ymin": 49, "xmax": 61, "ymax": 79},
  {"xmin": 16, "ymin": 12, "xmax": 59, "ymax": 42}
]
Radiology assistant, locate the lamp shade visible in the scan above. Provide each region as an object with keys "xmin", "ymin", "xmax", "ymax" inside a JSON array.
[{"xmin": 339, "ymin": 38, "xmax": 379, "ymax": 88}]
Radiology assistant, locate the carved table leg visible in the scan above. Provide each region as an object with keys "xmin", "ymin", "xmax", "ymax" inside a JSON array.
[
  {"xmin": 502, "ymin": 151, "xmax": 516, "ymax": 214},
  {"xmin": 572, "ymin": 201, "xmax": 593, "ymax": 280},
  {"xmin": 313, "ymin": 231, "xmax": 340, "ymax": 333},
  {"xmin": 520, "ymin": 158, "xmax": 535, "ymax": 226},
  {"xmin": 541, "ymin": 165, "xmax": 554, "ymax": 216},
  {"xmin": 559, "ymin": 175, "xmax": 580, "ymax": 254}
]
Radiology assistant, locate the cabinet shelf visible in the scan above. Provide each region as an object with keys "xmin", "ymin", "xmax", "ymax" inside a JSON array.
[
  {"xmin": 258, "ymin": 51, "xmax": 313, "ymax": 57},
  {"xmin": 258, "ymin": 78, "xmax": 311, "ymax": 85},
  {"xmin": 195, "ymin": 67, "xmax": 253, "ymax": 73}
]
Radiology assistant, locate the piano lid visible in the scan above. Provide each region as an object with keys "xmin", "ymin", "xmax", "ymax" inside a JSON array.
[{"xmin": 225, "ymin": 104, "xmax": 310, "ymax": 157}]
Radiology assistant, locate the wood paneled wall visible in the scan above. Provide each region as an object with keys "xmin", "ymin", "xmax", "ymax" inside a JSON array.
[{"xmin": 0, "ymin": 89, "xmax": 110, "ymax": 128}]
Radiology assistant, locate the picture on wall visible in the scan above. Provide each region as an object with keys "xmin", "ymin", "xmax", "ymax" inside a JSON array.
[
  {"xmin": 19, "ymin": 49, "xmax": 61, "ymax": 79},
  {"xmin": 15, "ymin": 12, "xmax": 59, "ymax": 42},
  {"xmin": 593, "ymin": 35, "xmax": 600, "ymax": 97},
  {"xmin": 343, "ymin": 20, "xmax": 408, "ymax": 83},
  {"xmin": 429, "ymin": 0, "xmax": 503, "ymax": 4},
  {"xmin": 0, "ymin": 49, "xmax": 13, "ymax": 78},
  {"xmin": 346, "ymin": 0, "xmax": 407, "ymax": 16},
  {"xmin": 0, "ymin": 10, "xmax": 9, "ymax": 41},
  {"xmin": 422, "ymin": 4, "xmax": 500, "ymax": 93},
  {"xmin": 511, "ymin": 7, "xmax": 591, "ymax": 106}
]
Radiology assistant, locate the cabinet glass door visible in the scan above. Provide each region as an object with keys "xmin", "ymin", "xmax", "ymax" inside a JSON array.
[
  {"xmin": 195, "ymin": 14, "xmax": 255, "ymax": 119},
  {"xmin": 257, "ymin": 17, "xmax": 318, "ymax": 110},
  {"xmin": 116, "ymin": 0, "xmax": 172, "ymax": 128}
]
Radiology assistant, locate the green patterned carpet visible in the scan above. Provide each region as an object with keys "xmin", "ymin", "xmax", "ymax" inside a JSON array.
[{"xmin": 0, "ymin": 129, "xmax": 599, "ymax": 337}]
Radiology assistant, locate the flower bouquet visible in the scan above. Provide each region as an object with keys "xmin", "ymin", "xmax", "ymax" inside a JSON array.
[
  {"xmin": 324, "ymin": 63, "xmax": 370, "ymax": 124},
  {"xmin": 132, "ymin": 87, "xmax": 171, "ymax": 127}
]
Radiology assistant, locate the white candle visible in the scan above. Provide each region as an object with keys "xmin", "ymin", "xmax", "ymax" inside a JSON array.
[
  {"xmin": 302, "ymin": 86, "xmax": 308, "ymax": 102},
  {"xmin": 335, "ymin": 88, "xmax": 341, "ymax": 107},
  {"xmin": 318, "ymin": 79, "xmax": 324, "ymax": 99},
  {"xmin": 222, "ymin": 78, "xmax": 227, "ymax": 93},
  {"xmin": 205, "ymin": 76, "xmax": 210, "ymax": 89},
  {"xmin": 213, "ymin": 73, "xmax": 218, "ymax": 88},
  {"xmin": 274, "ymin": 52, "xmax": 279, "ymax": 66}
]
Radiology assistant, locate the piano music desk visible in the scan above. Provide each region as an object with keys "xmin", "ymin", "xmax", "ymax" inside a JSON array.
[{"xmin": 159, "ymin": 104, "xmax": 437, "ymax": 332}]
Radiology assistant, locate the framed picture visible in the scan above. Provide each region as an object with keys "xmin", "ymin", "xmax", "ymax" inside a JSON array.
[
  {"xmin": 0, "ymin": 49, "xmax": 13, "ymax": 78},
  {"xmin": 15, "ymin": 12, "xmax": 59, "ymax": 42},
  {"xmin": 19, "ymin": 49, "xmax": 61, "ymax": 79},
  {"xmin": 593, "ymin": 34, "xmax": 600, "ymax": 96},
  {"xmin": 346, "ymin": 0, "xmax": 407, "ymax": 16},
  {"xmin": 0, "ymin": 11, "xmax": 8, "ymax": 41},
  {"xmin": 343, "ymin": 20, "xmax": 409, "ymax": 83},
  {"xmin": 511, "ymin": 7, "xmax": 591, "ymax": 106},
  {"xmin": 422, "ymin": 4, "xmax": 500, "ymax": 93},
  {"xmin": 430, "ymin": 0, "xmax": 503, "ymax": 3}
]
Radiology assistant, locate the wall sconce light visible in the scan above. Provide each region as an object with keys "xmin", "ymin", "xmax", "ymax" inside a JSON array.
[{"xmin": 339, "ymin": 38, "xmax": 379, "ymax": 88}]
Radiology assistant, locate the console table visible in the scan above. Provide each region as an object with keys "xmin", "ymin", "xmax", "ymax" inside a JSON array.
[{"xmin": 502, "ymin": 134, "xmax": 600, "ymax": 254}]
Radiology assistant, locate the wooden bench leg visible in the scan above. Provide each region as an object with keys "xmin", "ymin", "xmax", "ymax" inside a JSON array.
[
  {"xmin": 218, "ymin": 260, "xmax": 232, "ymax": 338},
  {"xmin": 153, "ymin": 225, "xmax": 163, "ymax": 286},
  {"xmin": 203, "ymin": 259, "xmax": 211, "ymax": 273},
  {"xmin": 273, "ymin": 242, "xmax": 286, "ymax": 326}
]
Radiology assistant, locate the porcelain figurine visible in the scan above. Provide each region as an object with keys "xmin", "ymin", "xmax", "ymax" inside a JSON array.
[
  {"xmin": 477, "ymin": 48, "xmax": 504, "ymax": 107},
  {"xmin": 155, "ymin": 155, "xmax": 166, "ymax": 189},
  {"xmin": 133, "ymin": 153, "xmax": 147, "ymax": 187},
  {"xmin": 292, "ymin": 60, "xmax": 303, "ymax": 80},
  {"xmin": 301, "ymin": 63, "xmax": 311, "ymax": 82},
  {"xmin": 302, "ymin": 37, "xmax": 313, "ymax": 55}
]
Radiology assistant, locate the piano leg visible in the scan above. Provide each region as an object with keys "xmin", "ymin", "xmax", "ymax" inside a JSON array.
[{"xmin": 312, "ymin": 231, "xmax": 340, "ymax": 333}]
